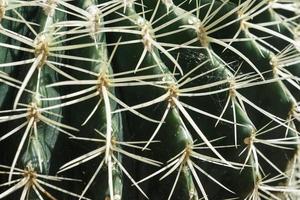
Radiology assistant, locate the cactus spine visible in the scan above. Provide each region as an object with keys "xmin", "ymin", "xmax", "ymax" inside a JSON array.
[{"xmin": 0, "ymin": 0, "xmax": 299, "ymax": 199}]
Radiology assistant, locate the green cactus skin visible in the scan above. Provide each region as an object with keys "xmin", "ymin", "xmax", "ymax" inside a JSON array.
[{"xmin": 0, "ymin": 0, "xmax": 299, "ymax": 199}]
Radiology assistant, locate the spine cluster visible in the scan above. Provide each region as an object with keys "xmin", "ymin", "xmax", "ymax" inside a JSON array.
[{"xmin": 0, "ymin": 0, "xmax": 299, "ymax": 199}]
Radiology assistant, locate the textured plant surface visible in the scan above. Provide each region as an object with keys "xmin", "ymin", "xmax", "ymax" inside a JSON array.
[{"xmin": 0, "ymin": 0, "xmax": 300, "ymax": 199}]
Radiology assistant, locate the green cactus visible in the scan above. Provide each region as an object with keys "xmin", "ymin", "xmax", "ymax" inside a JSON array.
[{"xmin": 0, "ymin": 0, "xmax": 299, "ymax": 199}]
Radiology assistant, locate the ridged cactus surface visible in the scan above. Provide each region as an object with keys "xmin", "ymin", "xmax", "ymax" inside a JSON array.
[{"xmin": 0, "ymin": 0, "xmax": 300, "ymax": 199}]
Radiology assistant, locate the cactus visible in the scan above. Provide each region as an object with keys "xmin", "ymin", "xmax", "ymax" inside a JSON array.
[{"xmin": 0, "ymin": 0, "xmax": 299, "ymax": 199}]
